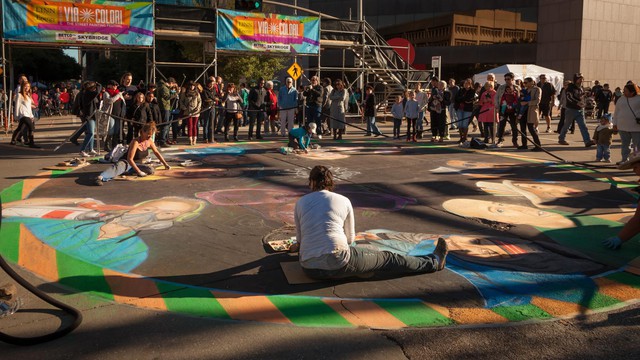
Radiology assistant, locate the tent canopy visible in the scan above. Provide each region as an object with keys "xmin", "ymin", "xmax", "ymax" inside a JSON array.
[{"xmin": 473, "ymin": 64, "xmax": 564, "ymax": 95}]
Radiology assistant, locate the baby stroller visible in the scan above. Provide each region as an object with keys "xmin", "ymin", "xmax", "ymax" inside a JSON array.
[{"xmin": 584, "ymin": 95, "xmax": 596, "ymax": 120}]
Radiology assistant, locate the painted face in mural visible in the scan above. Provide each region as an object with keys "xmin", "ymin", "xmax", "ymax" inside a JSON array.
[
  {"xmin": 446, "ymin": 235, "xmax": 517, "ymax": 258},
  {"xmin": 476, "ymin": 180, "xmax": 587, "ymax": 208},
  {"xmin": 98, "ymin": 197, "xmax": 205, "ymax": 239},
  {"xmin": 442, "ymin": 199, "xmax": 576, "ymax": 229}
]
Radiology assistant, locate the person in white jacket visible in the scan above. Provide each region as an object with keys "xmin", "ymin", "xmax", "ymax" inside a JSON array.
[
  {"xmin": 10, "ymin": 81, "xmax": 40, "ymax": 148},
  {"xmin": 612, "ymin": 83, "xmax": 640, "ymax": 164}
]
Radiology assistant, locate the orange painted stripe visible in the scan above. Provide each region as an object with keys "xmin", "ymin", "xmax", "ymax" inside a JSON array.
[
  {"xmin": 211, "ymin": 291, "xmax": 292, "ymax": 324},
  {"xmin": 22, "ymin": 171, "xmax": 53, "ymax": 199},
  {"xmin": 448, "ymin": 307, "xmax": 509, "ymax": 325},
  {"xmin": 531, "ymin": 296, "xmax": 586, "ymax": 317},
  {"xmin": 103, "ymin": 269, "xmax": 167, "ymax": 310},
  {"xmin": 18, "ymin": 224, "xmax": 59, "ymax": 281},
  {"xmin": 595, "ymin": 277, "xmax": 640, "ymax": 301},
  {"xmin": 322, "ymin": 299, "xmax": 406, "ymax": 329}
]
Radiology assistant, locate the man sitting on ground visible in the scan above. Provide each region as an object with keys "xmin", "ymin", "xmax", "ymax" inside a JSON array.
[{"xmin": 292, "ymin": 165, "xmax": 448, "ymax": 280}]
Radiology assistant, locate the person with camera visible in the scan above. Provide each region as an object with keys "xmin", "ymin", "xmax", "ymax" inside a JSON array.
[
  {"xmin": 612, "ymin": 82, "xmax": 640, "ymax": 164},
  {"xmin": 303, "ymin": 76, "xmax": 324, "ymax": 133}
]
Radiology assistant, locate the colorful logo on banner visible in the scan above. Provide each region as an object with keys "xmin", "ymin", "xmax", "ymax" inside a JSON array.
[
  {"xmin": 1, "ymin": 0, "xmax": 154, "ymax": 46},
  {"xmin": 216, "ymin": 9, "xmax": 320, "ymax": 54}
]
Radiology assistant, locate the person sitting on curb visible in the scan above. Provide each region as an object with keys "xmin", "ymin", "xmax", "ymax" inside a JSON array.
[
  {"xmin": 602, "ymin": 152, "xmax": 640, "ymax": 249},
  {"xmin": 94, "ymin": 122, "xmax": 171, "ymax": 185},
  {"xmin": 288, "ymin": 122, "xmax": 317, "ymax": 154},
  {"xmin": 291, "ymin": 165, "xmax": 448, "ymax": 280}
]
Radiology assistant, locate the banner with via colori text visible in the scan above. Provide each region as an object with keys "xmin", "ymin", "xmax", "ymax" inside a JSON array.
[
  {"xmin": 1, "ymin": 0, "xmax": 154, "ymax": 46},
  {"xmin": 216, "ymin": 9, "xmax": 319, "ymax": 54}
]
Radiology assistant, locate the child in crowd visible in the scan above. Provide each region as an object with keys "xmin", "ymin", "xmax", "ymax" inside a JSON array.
[
  {"xmin": 593, "ymin": 113, "xmax": 615, "ymax": 163},
  {"xmin": 478, "ymin": 82, "xmax": 496, "ymax": 144},
  {"xmin": 404, "ymin": 90, "xmax": 420, "ymax": 142},
  {"xmin": 517, "ymin": 86, "xmax": 531, "ymax": 120},
  {"xmin": 391, "ymin": 95, "xmax": 404, "ymax": 139}
]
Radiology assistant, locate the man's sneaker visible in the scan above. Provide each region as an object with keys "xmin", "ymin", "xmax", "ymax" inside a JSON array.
[
  {"xmin": 79, "ymin": 151, "xmax": 90, "ymax": 157},
  {"xmin": 585, "ymin": 141, "xmax": 596, "ymax": 148},
  {"xmin": 596, "ymin": 158, "xmax": 603, "ymax": 162},
  {"xmin": 94, "ymin": 176, "xmax": 104, "ymax": 186},
  {"xmin": 558, "ymin": 140, "xmax": 570, "ymax": 145},
  {"xmin": 434, "ymin": 238, "xmax": 448, "ymax": 271},
  {"xmin": 545, "ymin": 127, "xmax": 551, "ymax": 133},
  {"xmin": 603, "ymin": 159, "xmax": 611, "ymax": 163},
  {"xmin": 88, "ymin": 149, "xmax": 98, "ymax": 156}
]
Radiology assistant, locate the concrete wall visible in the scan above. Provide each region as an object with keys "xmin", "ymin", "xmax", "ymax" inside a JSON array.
[
  {"xmin": 537, "ymin": 0, "xmax": 640, "ymax": 87},
  {"xmin": 579, "ymin": 0, "xmax": 640, "ymax": 87}
]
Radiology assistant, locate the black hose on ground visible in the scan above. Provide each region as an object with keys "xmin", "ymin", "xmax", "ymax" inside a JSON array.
[{"xmin": 0, "ymin": 200, "xmax": 83, "ymax": 345}]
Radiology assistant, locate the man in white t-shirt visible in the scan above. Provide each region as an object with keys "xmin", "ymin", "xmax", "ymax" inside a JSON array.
[{"xmin": 293, "ymin": 165, "xmax": 448, "ymax": 279}]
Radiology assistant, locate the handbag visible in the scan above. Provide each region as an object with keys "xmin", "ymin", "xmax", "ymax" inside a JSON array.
[
  {"xmin": 235, "ymin": 111, "xmax": 243, "ymax": 120},
  {"xmin": 626, "ymin": 98, "xmax": 640, "ymax": 124}
]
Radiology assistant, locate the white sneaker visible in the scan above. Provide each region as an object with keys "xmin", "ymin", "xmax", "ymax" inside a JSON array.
[
  {"xmin": 88, "ymin": 149, "xmax": 98, "ymax": 156},
  {"xmin": 80, "ymin": 151, "xmax": 90, "ymax": 157}
]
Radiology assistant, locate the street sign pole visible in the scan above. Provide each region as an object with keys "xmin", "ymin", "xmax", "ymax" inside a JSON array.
[{"xmin": 431, "ymin": 56, "xmax": 441, "ymax": 80}]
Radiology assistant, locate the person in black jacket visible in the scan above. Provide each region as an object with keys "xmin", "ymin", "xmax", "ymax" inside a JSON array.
[
  {"xmin": 78, "ymin": 81, "xmax": 101, "ymax": 156},
  {"xmin": 248, "ymin": 78, "xmax": 267, "ymax": 140},
  {"xmin": 454, "ymin": 78, "xmax": 476, "ymax": 143},
  {"xmin": 126, "ymin": 92, "xmax": 152, "ymax": 142},
  {"xmin": 362, "ymin": 85, "xmax": 381, "ymax": 136},
  {"xmin": 146, "ymin": 92, "xmax": 162, "ymax": 123}
]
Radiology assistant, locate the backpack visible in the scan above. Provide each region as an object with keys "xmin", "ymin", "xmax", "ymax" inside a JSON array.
[
  {"xmin": 470, "ymin": 137, "xmax": 487, "ymax": 149},
  {"xmin": 71, "ymin": 89, "xmax": 83, "ymax": 116},
  {"xmin": 104, "ymin": 144, "xmax": 128, "ymax": 163}
]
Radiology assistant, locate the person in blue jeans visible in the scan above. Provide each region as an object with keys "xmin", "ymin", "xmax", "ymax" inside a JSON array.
[
  {"xmin": 362, "ymin": 85, "xmax": 382, "ymax": 136},
  {"xmin": 292, "ymin": 165, "xmax": 448, "ymax": 280},
  {"xmin": 95, "ymin": 122, "xmax": 171, "ymax": 185},
  {"xmin": 558, "ymin": 73, "xmax": 596, "ymax": 147}
]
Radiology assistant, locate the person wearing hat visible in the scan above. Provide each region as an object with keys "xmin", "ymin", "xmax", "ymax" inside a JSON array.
[
  {"xmin": 288, "ymin": 122, "xmax": 316, "ymax": 153},
  {"xmin": 558, "ymin": 73, "xmax": 596, "ymax": 148},
  {"xmin": 592, "ymin": 113, "xmax": 615, "ymax": 162},
  {"xmin": 602, "ymin": 152, "xmax": 640, "ymax": 249}
]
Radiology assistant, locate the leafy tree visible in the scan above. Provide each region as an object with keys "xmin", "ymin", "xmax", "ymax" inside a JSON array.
[
  {"xmin": 11, "ymin": 48, "xmax": 81, "ymax": 83},
  {"xmin": 218, "ymin": 55, "xmax": 287, "ymax": 84}
]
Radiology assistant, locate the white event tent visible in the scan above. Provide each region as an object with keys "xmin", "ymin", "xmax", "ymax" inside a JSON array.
[{"xmin": 473, "ymin": 64, "xmax": 564, "ymax": 96}]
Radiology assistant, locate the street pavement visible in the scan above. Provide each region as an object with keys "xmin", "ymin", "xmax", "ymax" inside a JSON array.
[{"xmin": 1, "ymin": 114, "xmax": 639, "ymax": 359}]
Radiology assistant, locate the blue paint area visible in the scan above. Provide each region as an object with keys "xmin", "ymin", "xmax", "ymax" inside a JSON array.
[
  {"xmin": 185, "ymin": 147, "xmax": 246, "ymax": 156},
  {"xmin": 445, "ymin": 256, "xmax": 597, "ymax": 308},
  {"xmin": 6, "ymin": 217, "xmax": 148, "ymax": 273},
  {"xmin": 355, "ymin": 234, "xmax": 597, "ymax": 309}
]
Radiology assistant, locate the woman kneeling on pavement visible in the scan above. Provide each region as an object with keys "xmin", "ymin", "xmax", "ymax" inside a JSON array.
[
  {"xmin": 292, "ymin": 165, "xmax": 448, "ymax": 280},
  {"xmin": 94, "ymin": 122, "xmax": 171, "ymax": 185}
]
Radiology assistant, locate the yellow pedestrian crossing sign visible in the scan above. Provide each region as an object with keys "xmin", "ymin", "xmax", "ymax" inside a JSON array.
[{"xmin": 287, "ymin": 62, "xmax": 303, "ymax": 81}]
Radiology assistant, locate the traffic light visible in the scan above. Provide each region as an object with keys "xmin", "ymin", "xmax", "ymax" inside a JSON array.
[{"xmin": 235, "ymin": 0, "xmax": 262, "ymax": 12}]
